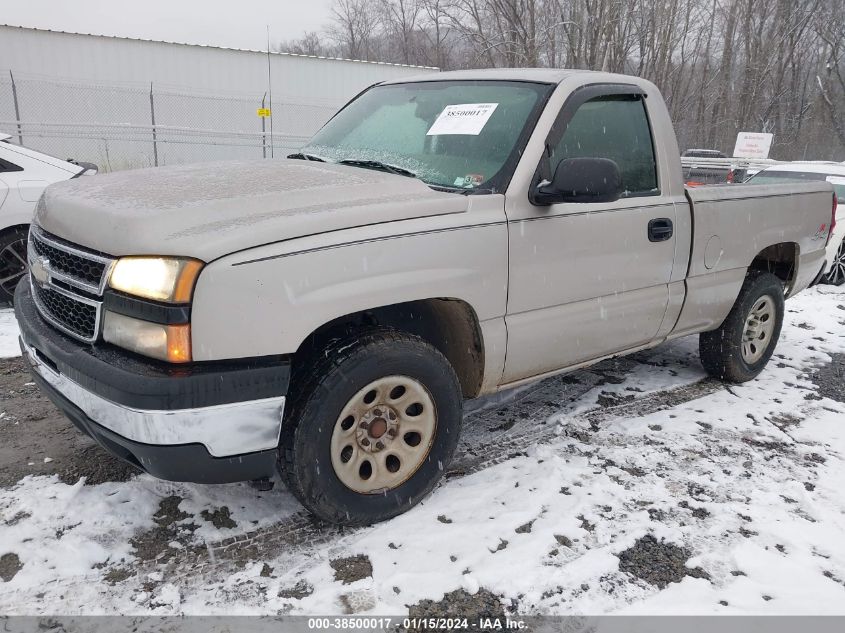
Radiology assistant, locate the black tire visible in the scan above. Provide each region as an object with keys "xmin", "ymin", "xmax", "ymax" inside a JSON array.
[
  {"xmin": 279, "ymin": 328, "xmax": 462, "ymax": 526},
  {"xmin": 0, "ymin": 226, "xmax": 29, "ymax": 305},
  {"xmin": 699, "ymin": 271, "xmax": 785, "ymax": 383},
  {"xmin": 821, "ymin": 239, "xmax": 845, "ymax": 286}
]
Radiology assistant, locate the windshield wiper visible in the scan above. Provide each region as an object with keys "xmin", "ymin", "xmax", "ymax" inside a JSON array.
[
  {"xmin": 287, "ymin": 152, "xmax": 326, "ymax": 162},
  {"xmin": 337, "ymin": 159, "xmax": 417, "ymax": 178},
  {"xmin": 430, "ymin": 184, "xmax": 495, "ymax": 195}
]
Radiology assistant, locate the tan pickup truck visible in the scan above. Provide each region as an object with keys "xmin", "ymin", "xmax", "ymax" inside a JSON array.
[{"xmin": 15, "ymin": 69, "xmax": 837, "ymax": 525}]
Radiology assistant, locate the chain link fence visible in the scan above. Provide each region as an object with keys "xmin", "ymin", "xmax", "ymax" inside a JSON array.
[{"xmin": 0, "ymin": 71, "xmax": 338, "ymax": 172}]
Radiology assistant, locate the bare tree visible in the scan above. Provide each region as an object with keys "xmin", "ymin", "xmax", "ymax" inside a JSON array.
[
  {"xmin": 329, "ymin": 0, "xmax": 382, "ymax": 60},
  {"xmin": 381, "ymin": 0, "xmax": 423, "ymax": 65},
  {"xmin": 815, "ymin": 0, "xmax": 845, "ymax": 147},
  {"xmin": 420, "ymin": 0, "xmax": 453, "ymax": 68},
  {"xmin": 279, "ymin": 31, "xmax": 330, "ymax": 57}
]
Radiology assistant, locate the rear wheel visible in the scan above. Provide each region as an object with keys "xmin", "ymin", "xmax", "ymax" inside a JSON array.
[
  {"xmin": 279, "ymin": 328, "xmax": 462, "ymax": 526},
  {"xmin": 699, "ymin": 271, "xmax": 785, "ymax": 383},
  {"xmin": 0, "ymin": 226, "xmax": 29, "ymax": 304},
  {"xmin": 822, "ymin": 240, "xmax": 845, "ymax": 286}
]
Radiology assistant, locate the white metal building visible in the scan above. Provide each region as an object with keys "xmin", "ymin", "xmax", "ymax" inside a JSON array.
[{"xmin": 0, "ymin": 25, "xmax": 437, "ymax": 170}]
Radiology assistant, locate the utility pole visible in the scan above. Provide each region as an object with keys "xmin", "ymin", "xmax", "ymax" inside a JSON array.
[
  {"xmin": 261, "ymin": 92, "xmax": 267, "ymax": 159},
  {"xmin": 266, "ymin": 25, "xmax": 274, "ymax": 158},
  {"xmin": 9, "ymin": 71, "xmax": 23, "ymax": 146},
  {"xmin": 149, "ymin": 82, "xmax": 159, "ymax": 167}
]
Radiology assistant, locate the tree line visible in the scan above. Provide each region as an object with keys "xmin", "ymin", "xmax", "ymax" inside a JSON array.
[{"xmin": 281, "ymin": 0, "xmax": 845, "ymax": 161}]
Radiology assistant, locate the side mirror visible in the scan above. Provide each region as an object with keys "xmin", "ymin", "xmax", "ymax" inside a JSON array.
[{"xmin": 532, "ymin": 157, "xmax": 623, "ymax": 205}]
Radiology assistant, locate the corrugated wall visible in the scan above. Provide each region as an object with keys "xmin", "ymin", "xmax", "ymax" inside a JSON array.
[{"xmin": 0, "ymin": 25, "xmax": 437, "ymax": 170}]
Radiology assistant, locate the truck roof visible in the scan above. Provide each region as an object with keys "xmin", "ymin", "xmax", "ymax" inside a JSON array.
[{"xmin": 381, "ymin": 68, "xmax": 604, "ymax": 85}]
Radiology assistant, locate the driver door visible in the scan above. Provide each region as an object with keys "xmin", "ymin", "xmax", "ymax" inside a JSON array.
[{"xmin": 502, "ymin": 85, "xmax": 678, "ymax": 383}]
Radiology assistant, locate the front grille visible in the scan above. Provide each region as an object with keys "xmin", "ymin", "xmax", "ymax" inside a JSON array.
[
  {"xmin": 28, "ymin": 226, "xmax": 115, "ymax": 343},
  {"xmin": 32, "ymin": 284, "xmax": 98, "ymax": 340},
  {"xmin": 30, "ymin": 230, "xmax": 108, "ymax": 289}
]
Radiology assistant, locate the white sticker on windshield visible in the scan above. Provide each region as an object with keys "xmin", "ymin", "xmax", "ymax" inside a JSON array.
[
  {"xmin": 826, "ymin": 176, "xmax": 845, "ymax": 185},
  {"xmin": 427, "ymin": 103, "xmax": 499, "ymax": 136}
]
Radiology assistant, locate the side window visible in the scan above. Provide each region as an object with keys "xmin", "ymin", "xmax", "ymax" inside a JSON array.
[
  {"xmin": 550, "ymin": 95, "xmax": 658, "ymax": 196},
  {"xmin": 0, "ymin": 157, "xmax": 23, "ymax": 173}
]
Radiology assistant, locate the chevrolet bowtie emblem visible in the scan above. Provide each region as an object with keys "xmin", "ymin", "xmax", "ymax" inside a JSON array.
[{"xmin": 30, "ymin": 255, "xmax": 51, "ymax": 287}]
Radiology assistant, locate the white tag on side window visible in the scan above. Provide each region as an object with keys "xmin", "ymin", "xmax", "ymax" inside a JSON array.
[
  {"xmin": 826, "ymin": 176, "xmax": 845, "ymax": 186},
  {"xmin": 427, "ymin": 103, "xmax": 499, "ymax": 136}
]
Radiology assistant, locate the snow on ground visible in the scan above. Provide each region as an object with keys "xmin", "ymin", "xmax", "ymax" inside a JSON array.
[
  {"xmin": 1, "ymin": 287, "xmax": 844, "ymax": 615},
  {"xmin": 0, "ymin": 308, "xmax": 21, "ymax": 358}
]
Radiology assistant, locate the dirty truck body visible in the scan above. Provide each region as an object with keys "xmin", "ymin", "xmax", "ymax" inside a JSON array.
[{"xmin": 15, "ymin": 69, "xmax": 835, "ymax": 525}]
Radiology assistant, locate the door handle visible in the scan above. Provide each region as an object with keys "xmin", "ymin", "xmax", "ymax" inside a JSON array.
[{"xmin": 648, "ymin": 218, "xmax": 674, "ymax": 242}]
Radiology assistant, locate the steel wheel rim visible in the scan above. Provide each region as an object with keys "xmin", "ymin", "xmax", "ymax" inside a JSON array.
[
  {"xmin": 825, "ymin": 241, "xmax": 845, "ymax": 286},
  {"xmin": 330, "ymin": 375, "xmax": 437, "ymax": 494},
  {"xmin": 0, "ymin": 238, "xmax": 28, "ymax": 297},
  {"xmin": 741, "ymin": 294, "xmax": 776, "ymax": 364}
]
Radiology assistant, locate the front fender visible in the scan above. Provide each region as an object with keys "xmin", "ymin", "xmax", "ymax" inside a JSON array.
[{"xmin": 190, "ymin": 223, "xmax": 508, "ymax": 362}]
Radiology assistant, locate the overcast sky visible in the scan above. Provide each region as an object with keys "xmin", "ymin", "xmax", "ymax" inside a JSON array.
[{"xmin": 1, "ymin": 0, "xmax": 334, "ymax": 50}]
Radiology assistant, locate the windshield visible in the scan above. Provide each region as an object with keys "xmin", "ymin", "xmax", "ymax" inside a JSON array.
[
  {"xmin": 748, "ymin": 170, "xmax": 844, "ymax": 202},
  {"xmin": 298, "ymin": 80, "xmax": 554, "ymax": 192}
]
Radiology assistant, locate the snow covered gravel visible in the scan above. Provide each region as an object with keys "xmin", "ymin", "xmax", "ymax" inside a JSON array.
[
  {"xmin": 0, "ymin": 286, "xmax": 844, "ymax": 615},
  {"xmin": 0, "ymin": 308, "xmax": 21, "ymax": 358}
]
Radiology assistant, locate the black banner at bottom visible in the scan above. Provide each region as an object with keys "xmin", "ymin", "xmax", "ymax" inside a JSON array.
[{"xmin": 1, "ymin": 616, "xmax": 844, "ymax": 633}]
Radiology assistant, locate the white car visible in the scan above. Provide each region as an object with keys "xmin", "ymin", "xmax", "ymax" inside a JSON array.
[
  {"xmin": 746, "ymin": 162, "xmax": 845, "ymax": 285},
  {"xmin": 0, "ymin": 133, "xmax": 96, "ymax": 302}
]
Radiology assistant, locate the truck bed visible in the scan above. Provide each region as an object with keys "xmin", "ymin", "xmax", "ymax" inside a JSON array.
[{"xmin": 669, "ymin": 181, "xmax": 834, "ymax": 338}]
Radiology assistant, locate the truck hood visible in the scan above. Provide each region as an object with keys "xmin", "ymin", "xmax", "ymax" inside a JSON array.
[{"xmin": 36, "ymin": 159, "xmax": 468, "ymax": 261}]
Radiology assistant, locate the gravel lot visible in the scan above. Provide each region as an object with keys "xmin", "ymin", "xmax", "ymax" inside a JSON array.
[{"xmin": 0, "ymin": 357, "xmax": 138, "ymax": 487}]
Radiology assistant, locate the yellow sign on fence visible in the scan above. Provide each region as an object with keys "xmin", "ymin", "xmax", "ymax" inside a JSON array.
[{"xmin": 257, "ymin": 108, "xmax": 272, "ymax": 118}]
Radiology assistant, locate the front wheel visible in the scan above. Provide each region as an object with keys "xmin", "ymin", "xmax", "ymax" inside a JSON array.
[
  {"xmin": 279, "ymin": 328, "xmax": 462, "ymax": 526},
  {"xmin": 699, "ymin": 271, "xmax": 785, "ymax": 383},
  {"xmin": 822, "ymin": 240, "xmax": 845, "ymax": 286}
]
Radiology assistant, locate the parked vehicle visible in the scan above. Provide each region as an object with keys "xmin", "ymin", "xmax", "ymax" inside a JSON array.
[
  {"xmin": 681, "ymin": 148, "xmax": 742, "ymax": 185},
  {"xmin": 14, "ymin": 70, "xmax": 836, "ymax": 525},
  {"xmin": 0, "ymin": 133, "xmax": 97, "ymax": 303},
  {"xmin": 746, "ymin": 162, "xmax": 845, "ymax": 285}
]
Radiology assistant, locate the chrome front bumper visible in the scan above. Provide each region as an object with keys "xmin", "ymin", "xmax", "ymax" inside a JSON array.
[{"xmin": 21, "ymin": 338, "xmax": 286, "ymax": 458}]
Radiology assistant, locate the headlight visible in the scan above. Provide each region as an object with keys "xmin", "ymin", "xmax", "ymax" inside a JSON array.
[
  {"xmin": 103, "ymin": 311, "xmax": 191, "ymax": 363},
  {"xmin": 109, "ymin": 257, "xmax": 203, "ymax": 303}
]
